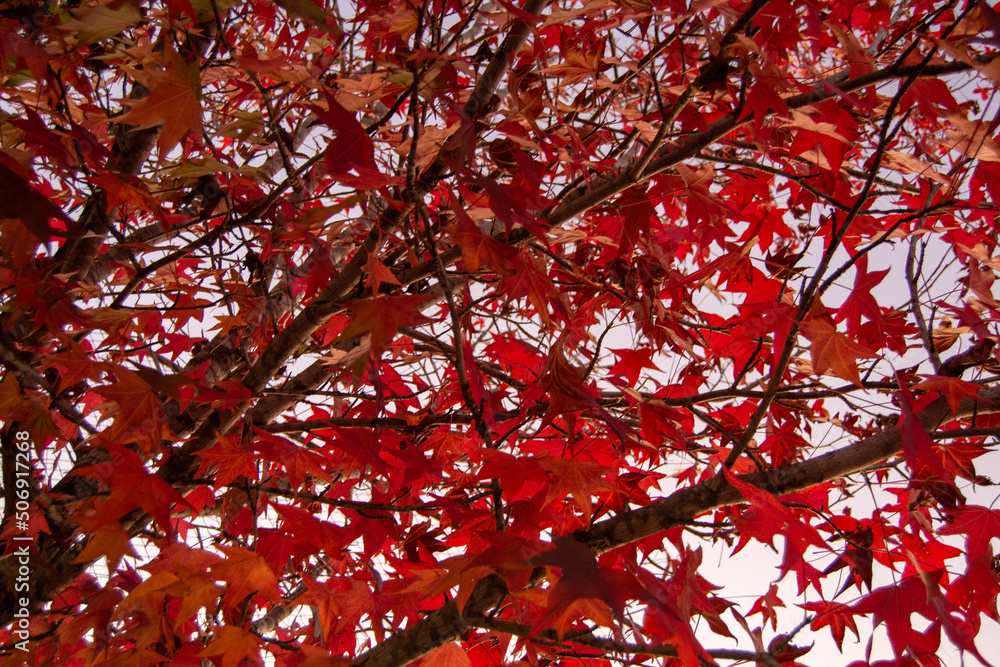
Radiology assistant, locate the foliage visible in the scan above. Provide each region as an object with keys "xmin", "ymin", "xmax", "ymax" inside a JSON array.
[{"xmin": 2, "ymin": 0, "xmax": 1000, "ymax": 665}]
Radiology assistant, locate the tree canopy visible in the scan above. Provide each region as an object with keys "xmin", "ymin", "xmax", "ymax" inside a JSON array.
[{"xmin": 3, "ymin": 0, "xmax": 1000, "ymax": 665}]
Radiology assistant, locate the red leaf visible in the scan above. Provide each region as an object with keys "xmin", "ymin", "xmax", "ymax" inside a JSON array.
[
  {"xmin": 616, "ymin": 186, "xmax": 655, "ymax": 257},
  {"xmin": 365, "ymin": 252, "xmax": 401, "ymax": 295},
  {"xmin": 849, "ymin": 572, "xmax": 945, "ymax": 661},
  {"xmin": 911, "ymin": 375, "xmax": 983, "ymax": 415},
  {"xmin": 609, "ymin": 347, "xmax": 659, "ymax": 387},
  {"xmin": 72, "ymin": 446, "xmax": 188, "ymax": 536},
  {"xmin": 723, "ymin": 468, "xmax": 827, "ymax": 590},
  {"xmin": 0, "ymin": 161, "xmax": 76, "ymax": 243},
  {"xmin": 939, "ymin": 505, "xmax": 1000, "ymax": 562},
  {"xmin": 336, "ymin": 294, "xmax": 430, "ymax": 360},
  {"xmin": 802, "ymin": 600, "xmax": 860, "ymax": 650},
  {"xmin": 896, "ymin": 373, "xmax": 956, "ymax": 485},
  {"xmin": 834, "ymin": 255, "xmax": 890, "ymax": 337},
  {"xmin": 195, "ymin": 432, "xmax": 258, "ymax": 489},
  {"xmin": 311, "ymin": 92, "xmax": 382, "ymax": 183},
  {"xmin": 800, "ymin": 304, "xmax": 878, "ymax": 386}
]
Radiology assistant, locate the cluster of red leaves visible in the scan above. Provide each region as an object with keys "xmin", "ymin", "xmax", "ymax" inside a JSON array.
[{"xmin": 2, "ymin": 1, "xmax": 1000, "ymax": 667}]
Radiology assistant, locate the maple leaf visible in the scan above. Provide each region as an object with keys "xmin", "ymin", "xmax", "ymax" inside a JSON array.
[
  {"xmin": 117, "ymin": 45, "xmax": 203, "ymax": 154},
  {"xmin": 747, "ymin": 583, "xmax": 784, "ymax": 631},
  {"xmin": 739, "ymin": 75, "xmax": 789, "ymax": 126},
  {"xmin": 834, "ymin": 255, "xmax": 890, "ymax": 337},
  {"xmin": 72, "ymin": 523, "xmax": 137, "ymax": 573},
  {"xmin": 939, "ymin": 505, "xmax": 1000, "ymax": 562},
  {"xmin": 295, "ymin": 645, "xmax": 351, "ymax": 667},
  {"xmin": 849, "ymin": 572, "xmax": 947, "ymax": 661},
  {"xmin": 298, "ymin": 578, "xmax": 374, "ymax": 642},
  {"xmin": 365, "ymin": 252, "xmax": 401, "ymax": 295},
  {"xmin": 93, "ymin": 368, "xmax": 170, "ymax": 454},
  {"xmin": 57, "ymin": 4, "xmax": 142, "ymax": 45},
  {"xmin": 448, "ymin": 201, "xmax": 519, "ymax": 275},
  {"xmin": 420, "ymin": 643, "xmax": 473, "ymax": 667},
  {"xmin": 197, "ymin": 626, "xmax": 263, "ymax": 667},
  {"xmin": 527, "ymin": 537, "xmax": 646, "ymax": 638},
  {"xmin": 210, "ymin": 545, "xmax": 282, "ymax": 616},
  {"xmin": 336, "ymin": 294, "xmax": 430, "ymax": 362},
  {"xmin": 896, "ymin": 373, "xmax": 956, "ymax": 485},
  {"xmin": 911, "ymin": 375, "xmax": 983, "ymax": 415},
  {"xmin": 800, "ymin": 302, "xmax": 877, "ymax": 386},
  {"xmin": 723, "ymin": 468, "xmax": 828, "ymax": 591},
  {"xmin": 195, "ymin": 432, "xmax": 258, "ymax": 488},
  {"xmin": 609, "ymin": 347, "xmax": 659, "ymax": 387},
  {"xmin": 0, "ymin": 161, "xmax": 77, "ymax": 243},
  {"xmin": 537, "ymin": 455, "xmax": 621, "ymax": 518},
  {"xmin": 616, "ymin": 186, "xmax": 655, "ymax": 257},
  {"xmin": 802, "ymin": 600, "xmax": 860, "ymax": 650},
  {"xmin": 542, "ymin": 34, "xmax": 607, "ymax": 86},
  {"xmin": 501, "ymin": 255, "xmax": 558, "ymax": 328},
  {"xmin": 311, "ymin": 91, "xmax": 386, "ymax": 186},
  {"xmin": 949, "ymin": 549, "xmax": 1000, "ymax": 622},
  {"xmin": 72, "ymin": 445, "xmax": 187, "ymax": 536}
]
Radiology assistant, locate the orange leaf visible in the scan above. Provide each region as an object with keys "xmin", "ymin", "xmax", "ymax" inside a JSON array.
[
  {"xmin": 296, "ymin": 645, "xmax": 351, "ymax": 667},
  {"xmin": 197, "ymin": 626, "xmax": 263, "ymax": 667},
  {"xmin": 912, "ymin": 375, "xmax": 983, "ymax": 414},
  {"xmin": 94, "ymin": 368, "xmax": 169, "ymax": 454},
  {"xmin": 210, "ymin": 546, "xmax": 282, "ymax": 615},
  {"xmin": 195, "ymin": 432, "xmax": 258, "ymax": 488},
  {"xmin": 72, "ymin": 523, "xmax": 137, "ymax": 572},
  {"xmin": 118, "ymin": 45, "xmax": 203, "ymax": 154},
  {"xmin": 800, "ymin": 304, "xmax": 876, "ymax": 386},
  {"xmin": 420, "ymin": 643, "xmax": 472, "ymax": 667}
]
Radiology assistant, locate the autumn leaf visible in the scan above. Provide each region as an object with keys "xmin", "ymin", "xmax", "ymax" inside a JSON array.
[
  {"xmin": 197, "ymin": 626, "xmax": 263, "ymax": 667},
  {"xmin": 834, "ymin": 255, "xmax": 889, "ymax": 337},
  {"xmin": 336, "ymin": 294, "xmax": 430, "ymax": 361},
  {"xmin": 800, "ymin": 302, "xmax": 877, "ymax": 386},
  {"xmin": 365, "ymin": 252, "xmax": 401, "ymax": 295},
  {"xmin": 896, "ymin": 373, "xmax": 956, "ymax": 485},
  {"xmin": 72, "ymin": 523, "xmax": 137, "ymax": 573},
  {"xmin": 57, "ymin": 4, "xmax": 142, "ymax": 45},
  {"xmin": 310, "ymin": 91, "xmax": 386, "ymax": 186},
  {"xmin": 72, "ymin": 445, "xmax": 188, "ymax": 536},
  {"xmin": 210, "ymin": 545, "xmax": 282, "ymax": 616},
  {"xmin": 93, "ymin": 368, "xmax": 170, "ymax": 454},
  {"xmin": 849, "ymin": 572, "xmax": 947, "ymax": 661},
  {"xmin": 195, "ymin": 432, "xmax": 258, "ymax": 488},
  {"xmin": 616, "ymin": 186, "xmax": 655, "ymax": 257},
  {"xmin": 117, "ymin": 45, "xmax": 203, "ymax": 154},
  {"xmin": 0, "ymin": 161, "xmax": 77, "ymax": 243},
  {"xmin": 802, "ymin": 600, "xmax": 860, "ymax": 650},
  {"xmin": 609, "ymin": 347, "xmax": 659, "ymax": 386},
  {"xmin": 723, "ymin": 468, "xmax": 828, "ymax": 591},
  {"xmin": 912, "ymin": 375, "xmax": 983, "ymax": 414},
  {"xmin": 527, "ymin": 537, "xmax": 646, "ymax": 638},
  {"xmin": 537, "ymin": 455, "xmax": 620, "ymax": 518},
  {"xmin": 939, "ymin": 505, "xmax": 1000, "ymax": 562},
  {"xmin": 448, "ymin": 201, "xmax": 519, "ymax": 274},
  {"xmin": 420, "ymin": 643, "xmax": 472, "ymax": 667}
]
